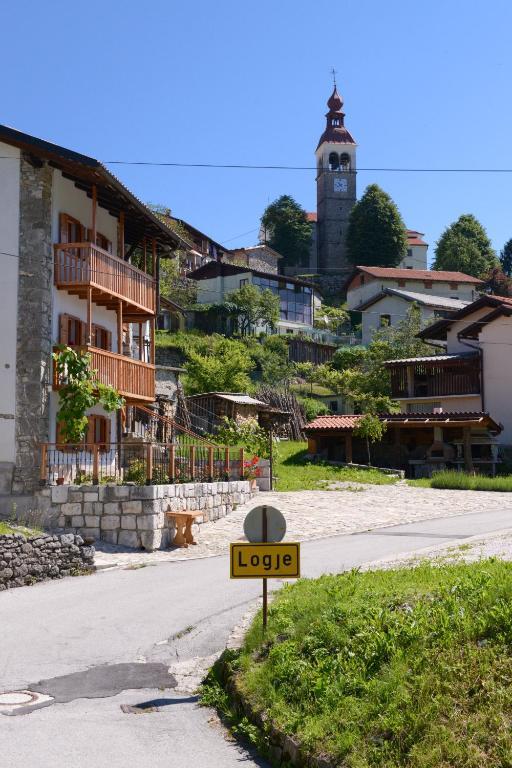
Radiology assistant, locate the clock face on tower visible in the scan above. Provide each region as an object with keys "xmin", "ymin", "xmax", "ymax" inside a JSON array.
[{"xmin": 333, "ymin": 178, "xmax": 348, "ymax": 193}]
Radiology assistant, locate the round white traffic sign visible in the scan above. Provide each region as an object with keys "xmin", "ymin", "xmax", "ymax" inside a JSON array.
[{"xmin": 243, "ymin": 505, "xmax": 286, "ymax": 543}]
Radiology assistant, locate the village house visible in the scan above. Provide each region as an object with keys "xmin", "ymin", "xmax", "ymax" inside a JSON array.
[
  {"xmin": 305, "ymin": 293, "xmax": 512, "ymax": 478},
  {"xmin": 0, "ymin": 124, "xmax": 185, "ymax": 495},
  {"xmin": 346, "ymin": 266, "xmax": 483, "ymax": 345}
]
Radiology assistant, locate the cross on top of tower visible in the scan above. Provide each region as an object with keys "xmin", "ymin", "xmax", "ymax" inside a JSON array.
[{"xmin": 330, "ymin": 67, "xmax": 337, "ymax": 88}]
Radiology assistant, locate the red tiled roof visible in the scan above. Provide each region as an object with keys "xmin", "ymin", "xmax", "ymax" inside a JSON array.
[
  {"xmin": 306, "ymin": 212, "xmax": 317, "ymax": 223},
  {"xmin": 355, "ymin": 266, "xmax": 483, "ymax": 284},
  {"xmin": 305, "ymin": 415, "xmax": 362, "ymax": 432},
  {"xmin": 406, "ymin": 230, "xmax": 428, "ymax": 246}
]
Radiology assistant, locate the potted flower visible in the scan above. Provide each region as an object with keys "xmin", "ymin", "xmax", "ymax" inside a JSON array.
[{"xmin": 243, "ymin": 456, "xmax": 261, "ymax": 490}]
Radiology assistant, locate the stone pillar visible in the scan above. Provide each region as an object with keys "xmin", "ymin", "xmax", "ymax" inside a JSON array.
[{"xmin": 12, "ymin": 155, "xmax": 53, "ymax": 494}]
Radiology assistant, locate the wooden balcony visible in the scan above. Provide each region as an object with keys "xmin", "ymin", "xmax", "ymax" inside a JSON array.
[
  {"xmin": 54, "ymin": 243, "xmax": 156, "ymax": 316},
  {"xmin": 386, "ymin": 355, "xmax": 481, "ymax": 399},
  {"xmin": 54, "ymin": 346, "xmax": 155, "ymax": 402}
]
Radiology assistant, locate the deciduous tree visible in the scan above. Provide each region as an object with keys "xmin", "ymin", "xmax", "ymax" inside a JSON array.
[
  {"xmin": 346, "ymin": 184, "xmax": 408, "ymax": 267},
  {"xmin": 433, "ymin": 214, "xmax": 497, "ymax": 277},
  {"xmin": 260, "ymin": 195, "xmax": 312, "ymax": 269}
]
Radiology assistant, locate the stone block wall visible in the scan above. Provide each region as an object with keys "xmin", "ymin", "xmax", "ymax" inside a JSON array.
[
  {"xmin": 0, "ymin": 532, "xmax": 95, "ymax": 590},
  {"xmin": 36, "ymin": 480, "xmax": 255, "ymax": 551}
]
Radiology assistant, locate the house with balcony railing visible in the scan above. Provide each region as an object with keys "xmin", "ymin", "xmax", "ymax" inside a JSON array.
[{"xmin": 0, "ymin": 124, "xmax": 192, "ymax": 494}]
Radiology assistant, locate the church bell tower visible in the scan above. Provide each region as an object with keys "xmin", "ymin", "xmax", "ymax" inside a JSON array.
[{"xmin": 315, "ymin": 83, "xmax": 357, "ymax": 294}]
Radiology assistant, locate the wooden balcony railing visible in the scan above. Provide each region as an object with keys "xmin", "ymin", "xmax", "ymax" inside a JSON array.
[
  {"xmin": 53, "ymin": 346, "xmax": 155, "ymax": 402},
  {"xmin": 54, "ymin": 243, "xmax": 156, "ymax": 315},
  {"xmin": 388, "ymin": 359, "xmax": 481, "ymax": 399}
]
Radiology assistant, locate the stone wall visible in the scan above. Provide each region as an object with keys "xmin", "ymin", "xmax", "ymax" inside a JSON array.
[
  {"xmin": 13, "ymin": 156, "xmax": 54, "ymax": 494},
  {"xmin": 36, "ymin": 480, "xmax": 255, "ymax": 551},
  {"xmin": 0, "ymin": 532, "xmax": 95, "ymax": 590}
]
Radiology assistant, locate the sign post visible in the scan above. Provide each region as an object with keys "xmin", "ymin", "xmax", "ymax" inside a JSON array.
[{"xmin": 230, "ymin": 504, "xmax": 300, "ymax": 633}]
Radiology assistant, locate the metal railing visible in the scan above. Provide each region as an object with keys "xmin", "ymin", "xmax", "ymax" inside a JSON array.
[{"xmin": 40, "ymin": 442, "xmax": 245, "ymax": 486}]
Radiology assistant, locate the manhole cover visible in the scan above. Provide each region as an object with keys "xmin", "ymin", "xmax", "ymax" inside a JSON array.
[
  {"xmin": 0, "ymin": 690, "xmax": 53, "ymax": 715},
  {"xmin": 0, "ymin": 692, "xmax": 37, "ymax": 706}
]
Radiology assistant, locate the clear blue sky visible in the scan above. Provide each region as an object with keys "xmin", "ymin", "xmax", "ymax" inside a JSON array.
[{"xmin": 3, "ymin": 0, "xmax": 512, "ymax": 262}]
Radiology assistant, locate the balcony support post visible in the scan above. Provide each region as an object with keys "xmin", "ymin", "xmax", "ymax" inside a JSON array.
[
  {"xmin": 91, "ymin": 184, "xmax": 97, "ymax": 243},
  {"xmin": 139, "ymin": 323, "xmax": 143, "ymax": 361},
  {"xmin": 119, "ymin": 211, "xmax": 125, "ymax": 260},
  {"xmin": 117, "ymin": 299, "xmax": 123, "ymax": 356},
  {"xmin": 152, "ymin": 238, "xmax": 156, "ymax": 277},
  {"xmin": 143, "ymin": 237, "xmax": 147, "ymax": 273},
  {"xmin": 150, "ymin": 317, "xmax": 155, "ymax": 365},
  {"xmin": 86, "ymin": 286, "xmax": 92, "ymax": 345}
]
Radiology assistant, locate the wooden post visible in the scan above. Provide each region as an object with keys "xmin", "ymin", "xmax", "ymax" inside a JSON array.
[
  {"xmin": 239, "ymin": 447, "xmax": 245, "ymax": 480},
  {"xmin": 91, "ymin": 184, "xmax": 97, "ymax": 243},
  {"xmin": 146, "ymin": 443, "xmax": 153, "ymax": 484},
  {"xmin": 92, "ymin": 445, "xmax": 99, "ymax": 485},
  {"xmin": 117, "ymin": 299, "xmax": 123, "ymax": 356},
  {"xmin": 224, "ymin": 446, "xmax": 230, "ymax": 479},
  {"xmin": 40, "ymin": 444, "xmax": 48, "ymax": 484},
  {"xmin": 189, "ymin": 446, "xmax": 196, "ymax": 480},
  {"xmin": 143, "ymin": 237, "xmax": 147, "ymax": 273},
  {"xmin": 86, "ymin": 286, "xmax": 92, "ymax": 346},
  {"xmin": 168, "ymin": 444, "xmax": 176, "ymax": 482},
  {"xmin": 150, "ymin": 317, "xmax": 155, "ymax": 365},
  {"xmin": 345, "ymin": 433, "xmax": 353, "ymax": 464},
  {"xmin": 139, "ymin": 322, "xmax": 143, "ymax": 361},
  {"xmin": 463, "ymin": 427, "xmax": 474, "ymax": 474},
  {"xmin": 262, "ymin": 504, "xmax": 268, "ymax": 631},
  {"xmin": 208, "ymin": 446, "xmax": 214, "ymax": 482},
  {"xmin": 152, "ymin": 238, "xmax": 157, "ymax": 277},
  {"xmin": 119, "ymin": 211, "xmax": 125, "ymax": 259},
  {"xmin": 269, "ymin": 426, "xmax": 273, "ymax": 491}
]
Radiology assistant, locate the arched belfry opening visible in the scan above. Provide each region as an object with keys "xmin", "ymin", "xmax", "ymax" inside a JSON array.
[
  {"xmin": 328, "ymin": 152, "xmax": 339, "ymax": 171},
  {"xmin": 340, "ymin": 152, "xmax": 351, "ymax": 171}
]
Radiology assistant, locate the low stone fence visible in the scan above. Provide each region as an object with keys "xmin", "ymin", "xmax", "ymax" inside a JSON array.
[
  {"xmin": 0, "ymin": 532, "xmax": 95, "ymax": 591},
  {"xmin": 36, "ymin": 480, "xmax": 255, "ymax": 551}
]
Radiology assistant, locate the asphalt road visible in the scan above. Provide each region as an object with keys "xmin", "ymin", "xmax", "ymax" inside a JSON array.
[{"xmin": 2, "ymin": 506, "xmax": 512, "ymax": 768}]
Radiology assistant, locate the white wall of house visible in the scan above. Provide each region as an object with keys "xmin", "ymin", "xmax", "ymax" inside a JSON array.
[
  {"xmin": 48, "ymin": 391, "xmax": 117, "ymax": 445},
  {"xmin": 51, "ymin": 171, "xmax": 118, "ymax": 249},
  {"xmin": 360, "ymin": 294, "xmax": 440, "ymax": 345},
  {"xmin": 479, "ymin": 316, "xmax": 512, "ymax": 443},
  {"xmin": 397, "ymin": 393, "xmax": 482, "ymax": 414},
  {"xmin": 444, "ymin": 308, "xmax": 492, "ymax": 354},
  {"xmin": 399, "ymin": 244, "xmax": 428, "ymax": 270},
  {"xmin": 53, "ymin": 291, "xmax": 120, "ymax": 351},
  {"xmin": 348, "ymin": 276, "xmax": 479, "ymax": 311},
  {"xmin": 0, "ymin": 142, "xmax": 20, "ymax": 463}
]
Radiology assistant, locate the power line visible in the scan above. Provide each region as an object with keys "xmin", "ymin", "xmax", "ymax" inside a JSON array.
[{"xmin": 2, "ymin": 154, "xmax": 512, "ymax": 173}]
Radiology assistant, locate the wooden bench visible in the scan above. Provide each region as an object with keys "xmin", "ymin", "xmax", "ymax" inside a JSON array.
[{"xmin": 165, "ymin": 511, "xmax": 203, "ymax": 548}]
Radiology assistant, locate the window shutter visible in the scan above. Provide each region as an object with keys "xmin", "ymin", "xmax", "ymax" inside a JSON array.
[
  {"xmin": 86, "ymin": 416, "xmax": 95, "ymax": 446},
  {"xmin": 59, "ymin": 314, "xmax": 69, "ymax": 345},
  {"xmin": 104, "ymin": 418, "xmax": 111, "ymax": 451},
  {"xmin": 59, "ymin": 213, "xmax": 69, "ymax": 243}
]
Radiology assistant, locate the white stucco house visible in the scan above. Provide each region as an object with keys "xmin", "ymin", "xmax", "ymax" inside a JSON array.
[
  {"xmin": 346, "ymin": 266, "xmax": 484, "ymax": 345},
  {"xmin": 0, "ymin": 124, "xmax": 184, "ymax": 495},
  {"xmin": 385, "ymin": 293, "xmax": 512, "ymax": 446}
]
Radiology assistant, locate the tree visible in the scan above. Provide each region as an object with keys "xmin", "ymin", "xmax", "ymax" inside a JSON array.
[
  {"xmin": 226, "ymin": 284, "xmax": 280, "ymax": 335},
  {"xmin": 260, "ymin": 195, "xmax": 312, "ymax": 269},
  {"xmin": 159, "ymin": 257, "xmax": 198, "ymax": 307},
  {"xmin": 183, "ymin": 338, "xmax": 254, "ymax": 395},
  {"xmin": 500, "ymin": 238, "xmax": 512, "ymax": 277},
  {"xmin": 314, "ymin": 304, "xmax": 349, "ymax": 334},
  {"xmin": 482, "ymin": 266, "xmax": 512, "ymax": 297},
  {"xmin": 346, "ymin": 184, "xmax": 408, "ymax": 267},
  {"xmin": 433, "ymin": 214, "xmax": 497, "ymax": 277},
  {"xmin": 53, "ymin": 347, "xmax": 125, "ymax": 443},
  {"xmin": 353, "ymin": 413, "xmax": 386, "ymax": 466}
]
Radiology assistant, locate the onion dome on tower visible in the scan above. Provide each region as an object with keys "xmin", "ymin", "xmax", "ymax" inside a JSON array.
[{"xmin": 316, "ymin": 86, "xmax": 356, "ymax": 149}]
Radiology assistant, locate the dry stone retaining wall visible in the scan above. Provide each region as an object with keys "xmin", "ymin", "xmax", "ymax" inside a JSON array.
[
  {"xmin": 37, "ymin": 480, "xmax": 255, "ymax": 551},
  {"xmin": 0, "ymin": 532, "xmax": 95, "ymax": 590}
]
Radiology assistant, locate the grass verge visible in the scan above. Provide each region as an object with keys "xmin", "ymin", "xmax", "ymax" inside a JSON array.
[
  {"xmin": 274, "ymin": 441, "xmax": 397, "ymax": 491},
  {"xmin": 229, "ymin": 560, "xmax": 512, "ymax": 767},
  {"xmin": 0, "ymin": 521, "xmax": 41, "ymax": 536},
  {"xmin": 408, "ymin": 469, "xmax": 512, "ymax": 492}
]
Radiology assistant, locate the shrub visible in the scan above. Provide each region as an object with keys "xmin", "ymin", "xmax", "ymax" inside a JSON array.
[{"xmin": 297, "ymin": 396, "xmax": 330, "ymax": 423}]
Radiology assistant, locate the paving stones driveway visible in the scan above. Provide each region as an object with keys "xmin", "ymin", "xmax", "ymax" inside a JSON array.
[{"xmin": 94, "ymin": 482, "xmax": 512, "ymax": 568}]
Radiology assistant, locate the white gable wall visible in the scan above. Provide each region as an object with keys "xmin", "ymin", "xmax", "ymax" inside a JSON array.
[{"xmin": 0, "ymin": 142, "xmax": 20, "ymax": 463}]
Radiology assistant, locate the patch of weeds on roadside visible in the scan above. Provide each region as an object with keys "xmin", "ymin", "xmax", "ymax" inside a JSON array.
[{"xmin": 171, "ymin": 625, "xmax": 195, "ymax": 641}]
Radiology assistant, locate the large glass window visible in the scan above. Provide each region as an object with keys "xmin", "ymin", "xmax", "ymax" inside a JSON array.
[{"xmin": 253, "ymin": 275, "xmax": 312, "ymax": 324}]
